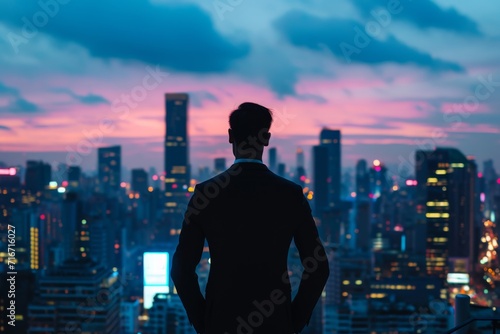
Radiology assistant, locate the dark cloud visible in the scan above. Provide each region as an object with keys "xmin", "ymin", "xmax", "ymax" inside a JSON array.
[
  {"xmin": 4, "ymin": 98, "xmax": 41, "ymax": 113},
  {"xmin": 0, "ymin": 1, "xmax": 249, "ymax": 73},
  {"xmin": 0, "ymin": 82, "xmax": 41, "ymax": 113},
  {"xmin": 189, "ymin": 91, "xmax": 219, "ymax": 108},
  {"xmin": 0, "ymin": 82, "xmax": 18, "ymax": 95},
  {"xmin": 0, "ymin": 125, "xmax": 12, "ymax": 131},
  {"xmin": 76, "ymin": 93, "xmax": 110, "ymax": 105},
  {"xmin": 352, "ymin": 0, "xmax": 481, "ymax": 35},
  {"xmin": 273, "ymin": 10, "xmax": 463, "ymax": 71},
  {"xmin": 52, "ymin": 88, "xmax": 110, "ymax": 105}
]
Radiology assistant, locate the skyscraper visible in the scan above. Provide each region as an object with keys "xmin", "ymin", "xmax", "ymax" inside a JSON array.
[
  {"xmin": 320, "ymin": 128, "xmax": 341, "ymax": 208},
  {"xmin": 355, "ymin": 159, "xmax": 371, "ymax": 252},
  {"xmin": 97, "ymin": 145, "xmax": 121, "ymax": 195},
  {"xmin": 416, "ymin": 148, "xmax": 476, "ymax": 278},
  {"xmin": 295, "ymin": 147, "xmax": 306, "ymax": 186},
  {"xmin": 315, "ymin": 129, "xmax": 348, "ymax": 246},
  {"xmin": 214, "ymin": 157, "xmax": 226, "ymax": 174},
  {"xmin": 268, "ymin": 147, "xmax": 277, "ymax": 173},
  {"xmin": 67, "ymin": 166, "xmax": 81, "ymax": 189},
  {"xmin": 296, "ymin": 147, "xmax": 305, "ymax": 169},
  {"xmin": 313, "ymin": 145, "xmax": 328, "ymax": 218},
  {"xmin": 278, "ymin": 163, "xmax": 286, "ymax": 178},
  {"xmin": 25, "ymin": 160, "xmax": 51, "ymax": 194},
  {"xmin": 164, "ymin": 93, "xmax": 190, "ymax": 227},
  {"xmin": 131, "ymin": 168, "xmax": 148, "ymax": 196}
]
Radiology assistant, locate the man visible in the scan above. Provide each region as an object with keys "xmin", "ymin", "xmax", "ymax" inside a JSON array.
[{"xmin": 171, "ymin": 102, "xmax": 329, "ymax": 334}]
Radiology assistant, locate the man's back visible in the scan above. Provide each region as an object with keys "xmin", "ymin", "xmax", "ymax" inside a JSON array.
[{"xmin": 171, "ymin": 162, "xmax": 330, "ymax": 334}]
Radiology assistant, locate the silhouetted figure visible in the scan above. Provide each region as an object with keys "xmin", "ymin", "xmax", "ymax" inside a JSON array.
[{"xmin": 171, "ymin": 102, "xmax": 329, "ymax": 334}]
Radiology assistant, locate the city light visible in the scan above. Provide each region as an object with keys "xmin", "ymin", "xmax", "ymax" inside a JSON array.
[
  {"xmin": 2, "ymin": 3, "xmax": 498, "ymax": 333},
  {"xmin": 0, "ymin": 167, "xmax": 16, "ymax": 176}
]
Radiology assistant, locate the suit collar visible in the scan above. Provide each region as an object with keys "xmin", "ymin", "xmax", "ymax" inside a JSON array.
[{"xmin": 231, "ymin": 162, "xmax": 269, "ymax": 171}]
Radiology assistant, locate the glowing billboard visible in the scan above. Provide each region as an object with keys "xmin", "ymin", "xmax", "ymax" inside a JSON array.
[
  {"xmin": 447, "ymin": 273, "xmax": 469, "ymax": 284},
  {"xmin": 143, "ymin": 252, "xmax": 169, "ymax": 309}
]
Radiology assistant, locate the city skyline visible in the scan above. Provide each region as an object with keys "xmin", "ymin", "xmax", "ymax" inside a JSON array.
[
  {"xmin": 1, "ymin": 2, "xmax": 500, "ymax": 332},
  {"xmin": 0, "ymin": 1, "xmax": 499, "ymax": 174}
]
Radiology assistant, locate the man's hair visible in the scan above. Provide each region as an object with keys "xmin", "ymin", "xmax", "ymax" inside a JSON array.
[{"xmin": 229, "ymin": 102, "xmax": 273, "ymax": 144}]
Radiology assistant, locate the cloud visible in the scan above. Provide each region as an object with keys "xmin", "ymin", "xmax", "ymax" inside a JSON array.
[
  {"xmin": 0, "ymin": 82, "xmax": 18, "ymax": 95},
  {"xmin": 0, "ymin": 125, "xmax": 12, "ymax": 131},
  {"xmin": 352, "ymin": 0, "xmax": 481, "ymax": 35},
  {"xmin": 189, "ymin": 91, "xmax": 219, "ymax": 108},
  {"xmin": 273, "ymin": 10, "xmax": 463, "ymax": 71},
  {"xmin": 295, "ymin": 94, "xmax": 328, "ymax": 104},
  {"xmin": 0, "ymin": 1, "xmax": 250, "ymax": 73},
  {"xmin": 0, "ymin": 82, "xmax": 42, "ymax": 113},
  {"xmin": 51, "ymin": 88, "xmax": 110, "ymax": 105},
  {"xmin": 76, "ymin": 93, "xmax": 110, "ymax": 105}
]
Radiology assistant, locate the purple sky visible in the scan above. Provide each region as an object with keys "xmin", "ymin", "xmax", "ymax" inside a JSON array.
[{"xmin": 0, "ymin": 0, "xmax": 499, "ymax": 179}]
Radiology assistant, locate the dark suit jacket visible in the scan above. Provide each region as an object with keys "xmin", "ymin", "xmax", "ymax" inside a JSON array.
[{"xmin": 171, "ymin": 162, "xmax": 330, "ymax": 334}]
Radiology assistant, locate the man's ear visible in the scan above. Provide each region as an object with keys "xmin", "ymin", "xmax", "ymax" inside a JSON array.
[
  {"xmin": 262, "ymin": 132, "xmax": 271, "ymax": 146},
  {"xmin": 228, "ymin": 128, "xmax": 234, "ymax": 144}
]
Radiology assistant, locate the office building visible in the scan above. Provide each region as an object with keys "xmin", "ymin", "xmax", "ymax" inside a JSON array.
[
  {"xmin": 214, "ymin": 157, "xmax": 226, "ymax": 174},
  {"xmin": 320, "ymin": 128, "xmax": 341, "ymax": 208},
  {"xmin": 131, "ymin": 168, "xmax": 148, "ymax": 196},
  {"xmin": 67, "ymin": 166, "xmax": 81, "ymax": 189},
  {"xmin": 25, "ymin": 160, "xmax": 51, "ymax": 195},
  {"xmin": 313, "ymin": 145, "xmax": 329, "ymax": 218},
  {"xmin": 97, "ymin": 145, "xmax": 121, "ymax": 194},
  {"xmin": 278, "ymin": 163, "xmax": 286, "ymax": 178},
  {"xmin": 120, "ymin": 299, "xmax": 140, "ymax": 334},
  {"xmin": 28, "ymin": 258, "xmax": 122, "ymax": 334},
  {"xmin": 268, "ymin": 147, "xmax": 277, "ymax": 172},
  {"xmin": 164, "ymin": 93, "xmax": 190, "ymax": 227},
  {"xmin": 415, "ymin": 148, "xmax": 476, "ymax": 278}
]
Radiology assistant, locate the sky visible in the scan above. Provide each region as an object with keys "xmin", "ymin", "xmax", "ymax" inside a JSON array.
[{"xmin": 0, "ymin": 0, "xmax": 499, "ymax": 180}]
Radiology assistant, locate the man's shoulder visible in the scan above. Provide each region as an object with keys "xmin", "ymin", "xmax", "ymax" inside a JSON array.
[
  {"xmin": 196, "ymin": 165, "xmax": 242, "ymax": 188},
  {"xmin": 269, "ymin": 172, "xmax": 303, "ymax": 191}
]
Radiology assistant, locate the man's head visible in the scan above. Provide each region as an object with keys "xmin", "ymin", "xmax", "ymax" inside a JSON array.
[{"xmin": 228, "ymin": 102, "xmax": 273, "ymax": 159}]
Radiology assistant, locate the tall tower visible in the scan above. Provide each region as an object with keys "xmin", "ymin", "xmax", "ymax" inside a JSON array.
[
  {"xmin": 97, "ymin": 146, "xmax": 121, "ymax": 195},
  {"xmin": 268, "ymin": 147, "xmax": 277, "ymax": 173},
  {"xmin": 355, "ymin": 159, "xmax": 371, "ymax": 252},
  {"xmin": 320, "ymin": 129, "xmax": 341, "ymax": 208},
  {"xmin": 416, "ymin": 148, "xmax": 476, "ymax": 278},
  {"xmin": 25, "ymin": 160, "xmax": 51, "ymax": 194},
  {"xmin": 295, "ymin": 147, "xmax": 306, "ymax": 187},
  {"xmin": 164, "ymin": 93, "xmax": 190, "ymax": 228},
  {"xmin": 296, "ymin": 147, "xmax": 305, "ymax": 169},
  {"xmin": 313, "ymin": 145, "xmax": 329, "ymax": 218},
  {"xmin": 214, "ymin": 158, "xmax": 226, "ymax": 174},
  {"xmin": 131, "ymin": 168, "xmax": 148, "ymax": 196}
]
